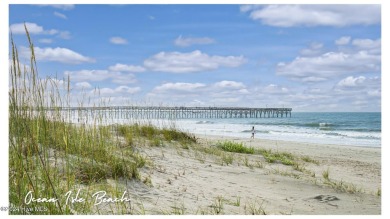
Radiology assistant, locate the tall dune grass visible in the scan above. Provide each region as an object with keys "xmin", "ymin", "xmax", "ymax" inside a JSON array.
[
  {"xmin": 9, "ymin": 25, "xmax": 200, "ymax": 215},
  {"xmin": 8, "ymin": 25, "xmax": 148, "ymax": 215}
]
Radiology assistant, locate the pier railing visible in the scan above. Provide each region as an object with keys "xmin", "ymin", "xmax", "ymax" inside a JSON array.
[{"xmin": 44, "ymin": 106, "xmax": 292, "ymax": 120}]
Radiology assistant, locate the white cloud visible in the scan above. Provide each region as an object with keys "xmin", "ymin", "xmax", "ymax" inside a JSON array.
[
  {"xmin": 75, "ymin": 82, "xmax": 92, "ymax": 90},
  {"xmin": 242, "ymin": 5, "xmax": 380, "ymax": 27},
  {"xmin": 10, "ymin": 22, "xmax": 71, "ymax": 40},
  {"xmin": 111, "ymin": 74, "xmax": 137, "ymax": 85},
  {"xmin": 97, "ymin": 86, "xmax": 140, "ymax": 96},
  {"xmin": 336, "ymin": 76, "xmax": 366, "ymax": 87},
  {"xmin": 335, "ymin": 36, "xmax": 351, "ymax": 45},
  {"xmin": 174, "ymin": 35, "xmax": 215, "ymax": 47},
  {"xmin": 146, "ymin": 80, "xmax": 250, "ymax": 106},
  {"xmin": 20, "ymin": 46, "xmax": 95, "ymax": 64},
  {"xmin": 335, "ymin": 76, "xmax": 380, "ymax": 90},
  {"xmin": 65, "ymin": 70, "xmax": 110, "ymax": 82},
  {"xmin": 300, "ymin": 42, "xmax": 323, "ymax": 56},
  {"xmin": 109, "ymin": 37, "xmax": 128, "ymax": 45},
  {"xmin": 213, "ymin": 81, "xmax": 249, "ymax": 95},
  {"xmin": 37, "ymin": 4, "xmax": 75, "ymax": 10},
  {"xmin": 143, "ymin": 50, "xmax": 247, "ymax": 73},
  {"xmin": 39, "ymin": 38, "xmax": 53, "ymax": 44},
  {"xmin": 115, "ymin": 86, "xmax": 141, "ymax": 94},
  {"xmin": 214, "ymin": 80, "xmax": 246, "ymax": 89},
  {"xmin": 154, "ymin": 82, "xmax": 206, "ymax": 92},
  {"xmin": 65, "ymin": 70, "xmax": 111, "ymax": 82},
  {"xmin": 64, "ymin": 70, "xmax": 137, "ymax": 84},
  {"xmin": 277, "ymin": 36, "xmax": 381, "ymax": 83},
  {"xmin": 10, "ymin": 22, "xmax": 58, "ymax": 35},
  {"xmin": 352, "ymin": 38, "xmax": 381, "ymax": 53},
  {"xmin": 263, "ymin": 84, "xmax": 289, "ymax": 94},
  {"xmin": 98, "ymin": 88, "xmax": 115, "ymax": 96},
  {"xmin": 54, "ymin": 11, "xmax": 67, "ymax": 19},
  {"xmin": 276, "ymin": 51, "xmax": 380, "ymax": 82},
  {"xmin": 301, "ymin": 77, "xmax": 327, "ymax": 83},
  {"xmin": 108, "ymin": 63, "xmax": 145, "ymax": 72}
]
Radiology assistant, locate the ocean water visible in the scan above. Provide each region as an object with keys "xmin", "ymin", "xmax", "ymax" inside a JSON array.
[{"xmin": 172, "ymin": 112, "xmax": 381, "ymax": 147}]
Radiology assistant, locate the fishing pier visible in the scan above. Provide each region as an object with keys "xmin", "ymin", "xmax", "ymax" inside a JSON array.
[{"xmin": 49, "ymin": 106, "xmax": 292, "ymax": 120}]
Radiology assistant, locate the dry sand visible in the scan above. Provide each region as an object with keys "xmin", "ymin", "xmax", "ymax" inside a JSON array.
[{"xmin": 113, "ymin": 134, "xmax": 381, "ymax": 215}]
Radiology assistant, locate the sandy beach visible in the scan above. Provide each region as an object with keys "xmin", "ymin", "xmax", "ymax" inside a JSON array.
[{"xmin": 111, "ymin": 134, "xmax": 381, "ymax": 215}]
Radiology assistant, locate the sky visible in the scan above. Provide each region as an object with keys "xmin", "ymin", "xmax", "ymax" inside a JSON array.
[{"xmin": 8, "ymin": 4, "xmax": 381, "ymax": 112}]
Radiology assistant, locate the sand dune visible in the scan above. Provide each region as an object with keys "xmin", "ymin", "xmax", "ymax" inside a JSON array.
[{"xmin": 116, "ymin": 135, "xmax": 381, "ymax": 215}]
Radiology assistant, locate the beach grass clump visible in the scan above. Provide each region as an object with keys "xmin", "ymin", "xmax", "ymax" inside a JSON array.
[
  {"xmin": 246, "ymin": 200, "xmax": 267, "ymax": 215},
  {"xmin": 255, "ymin": 161, "xmax": 265, "ymax": 169},
  {"xmin": 325, "ymin": 179, "xmax": 362, "ymax": 194},
  {"xmin": 217, "ymin": 141, "xmax": 255, "ymax": 154},
  {"xmin": 258, "ymin": 149, "xmax": 296, "ymax": 166},
  {"xmin": 140, "ymin": 124, "xmax": 159, "ymax": 139},
  {"xmin": 242, "ymin": 156, "xmax": 254, "ymax": 169},
  {"xmin": 319, "ymin": 167, "xmax": 364, "ymax": 194},
  {"xmin": 151, "ymin": 137, "xmax": 163, "ymax": 147},
  {"xmin": 142, "ymin": 175, "xmax": 153, "ymax": 187},
  {"xmin": 225, "ymin": 195, "xmax": 241, "ymax": 207},
  {"xmin": 194, "ymin": 151, "xmax": 206, "ymax": 163},
  {"xmin": 75, "ymin": 159, "xmax": 109, "ymax": 184},
  {"xmin": 111, "ymin": 158, "xmax": 141, "ymax": 180},
  {"xmin": 221, "ymin": 152, "xmax": 234, "ymax": 166},
  {"xmin": 115, "ymin": 123, "xmax": 196, "ymax": 147},
  {"xmin": 162, "ymin": 128, "xmax": 197, "ymax": 143},
  {"xmin": 181, "ymin": 143, "xmax": 190, "ymax": 150},
  {"xmin": 210, "ymin": 196, "xmax": 224, "ymax": 214},
  {"xmin": 234, "ymin": 196, "xmax": 241, "ymax": 207},
  {"xmin": 272, "ymin": 168, "xmax": 301, "ymax": 179},
  {"xmin": 322, "ymin": 168, "xmax": 330, "ymax": 181},
  {"xmin": 301, "ymin": 156, "xmax": 319, "ymax": 165},
  {"xmin": 197, "ymin": 145, "xmax": 223, "ymax": 157},
  {"xmin": 170, "ymin": 203, "xmax": 186, "ymax": 215},
  {"xmin": 116, "ymin": 124, "xmax": 139, "ymax": 145},
  {"xmin": 292, "ymin": 162, "xmax": 306, "ymax": 173}
]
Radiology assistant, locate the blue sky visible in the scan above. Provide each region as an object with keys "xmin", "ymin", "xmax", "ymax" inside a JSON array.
[{"xmin": 9, "ymin": 4, "xmax": 381, "ymax": 111}]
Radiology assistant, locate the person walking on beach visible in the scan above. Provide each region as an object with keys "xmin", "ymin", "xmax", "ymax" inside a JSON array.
[{"xmin": 251, "ymin": 126, "xmax": 255, "ymax": 139}]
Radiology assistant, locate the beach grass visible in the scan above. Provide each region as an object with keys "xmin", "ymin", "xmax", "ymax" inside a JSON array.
[
  {"xmin": 115, "ymin": 123, "xmax": 197, "ymax": 147},
  {"xmin": 246, "ymin": 200, "xmax": 267, "ymax": 215},
  {"xmin": 8, "ymin": 26, "xmax": 195, "ymax": 215},
  {"xmin": 211, "ymin": 196, "xmax": 224, "ymax": 214},
  {"xmin": 221, "ymin": 152, "xmax": 234, "ymax": 166},
  {"xmin": 301, "ymin": 156, "xmax": 320, "ymax": 165},
  {"xmin": 322, "ymin": 168, "xmax": 330, "ymax": 181},
  {"xmin": 232, "ymin": 196, "xmax": 241, "ymax": 207},
  {"xmin": 217, "ymin": 141, "xmax": 255, "ymax": 154}
]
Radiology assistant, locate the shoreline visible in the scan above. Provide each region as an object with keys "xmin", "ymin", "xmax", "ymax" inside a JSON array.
[{"xmin": 195, "ymin": 132, "xmax": 382, "ymax": 150}]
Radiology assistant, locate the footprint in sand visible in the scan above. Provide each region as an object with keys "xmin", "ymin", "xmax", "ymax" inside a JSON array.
[
  {"xmin": 307, "ymin": 195, "xmax": 340, "ymax": 207},
  {"xmin": 312, "ymin": 195, "xmax": 340, "ymax": 203}
]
